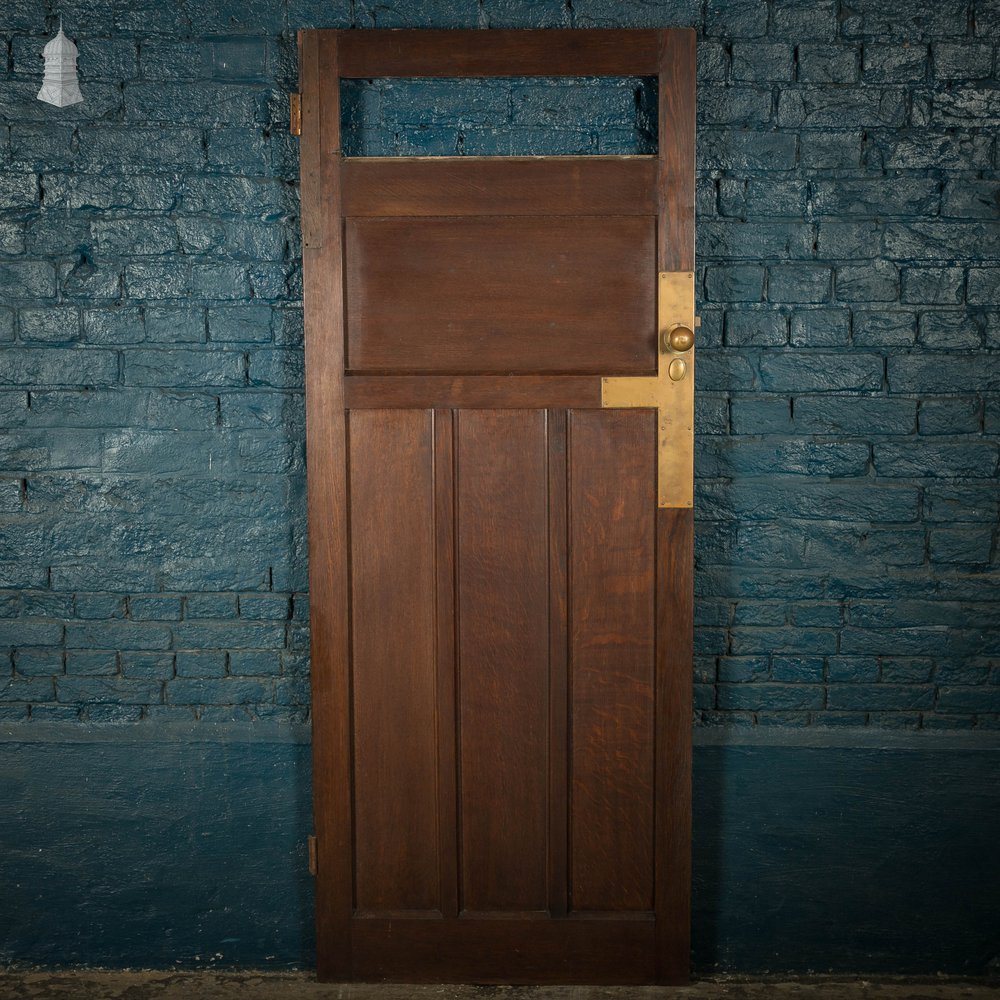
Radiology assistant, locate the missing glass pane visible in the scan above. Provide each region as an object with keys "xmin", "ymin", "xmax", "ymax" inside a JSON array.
[{"xmin": 340, "ymin": 77, "xmax": 658, "ymax": 156}]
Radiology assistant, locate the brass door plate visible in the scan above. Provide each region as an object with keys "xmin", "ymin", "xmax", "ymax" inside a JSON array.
[{"xmin": 602, "ymin": 271, "xmax": 695, "ymax": 509}]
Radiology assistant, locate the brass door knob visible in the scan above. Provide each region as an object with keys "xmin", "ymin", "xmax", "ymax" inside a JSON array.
[{"xmin": 664, "ymin": 325, "xmax": 694, "ymax": 352}]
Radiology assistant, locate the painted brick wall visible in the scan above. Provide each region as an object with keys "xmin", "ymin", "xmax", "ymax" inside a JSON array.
[{"xmin": 1, "ymin": 0, "xmax": 998, "ymax": 730}]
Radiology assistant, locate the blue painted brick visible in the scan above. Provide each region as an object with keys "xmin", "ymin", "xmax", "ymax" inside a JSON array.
[
  {"xmin": 705, "ymin": 0, "xmax": 768, "ymax": 38},
  {"xmin": 698, "ymin": 130, "xmax": 798, "ymax": 171},
  {"xmin": 238, "ymin": 595, "xmax": 290, "ymax": 620},
  {"xmin": 793, "ymin": 396, "xmax": 916, "ymax": 435},
  {"xmin": 66, "ymin": 621, "xmax": 171, "ymax": 651},
  {"xmin": 771, "ymin": 656, "xmax": 825, "ymax": 682},
  {"xmin": 65, "ymin": 651, "xmax": 118, "ymax": 676},
  {"xmin": 770, "ymin": 0, "xmax": 838, "ymax": 38},
  {"xmin": 881, "ymin": 658, "xmax": 934, "ymax": 683},
  {"xmin": 229, "ymin": 649, "xmax": 281, "ymax": 676},
  {"xmin": 840, "ymin": 0, "xmax": 968, "ymax": 40},
  {"xmin": 778, "ymin": 88, "xmax": 905, "ymax": 129},
  {"xmin": 168, "ymin": 677, "xmax": 271, "ymax": 705},
  {"xmin": 901, "ymin": 267, "xmax": 965, "ymax": 305},
  {"xmin": 129, "ymin": 596, "xmax": 183, "ymax": 621},
  {"xmin": 0, "ymin": 263, "xmax": 57, "ymax": 301},
  {"xmin": 14, "ymin": 649, "xmax": 63, "ymax": 677},
  {"xmin": 826, "ymin": 656, "xmax": 880, "ymax": 684},
  {"xmin": 700, "ymin": 86, "xmax": 772, "ymax": 127},
  {"xmin": 718, "ymin": 683, "xmax": 825, "ymax": 711},
  {"xmin": 731, "ymin": 42, "xmax": 794, "ymax": 82},
  {"xmin": 853, "ymin": 310, "xmax": 917, "ymax": 347},
  {"xmin": 121, "ymin": 652, "xmax": 175, "ymax": 680},
  {"xmin": 0, "ymin": 621, "xmax": 63, "ymax": 647},
  {"xmin": 929, "ymin": 527, "xmax": 994, "ymax": 564},
  {"xmin": 705, "ymin": 266, "xmax": 765, "ymax": 302},
  {"xmin": 81, "ymin": 309, "xmax": 145, "ymax": 345},
  {"xmin": 208, "ymin": 306, "xmax": 273, "ymax": 344},
  {"xmin": 732, "ymin": 602, "xmax": 785, "ymax": 625},
  {"xmin": 875, "ymin": 442, "xmax": 997, "ymax": 478},
  {"xmin": 758, "ymin": 352, "xmax": 883, "ymax": 392},
  {"xmin": 798, "ymin": 131, "xmax": 862, "ymax": 169},
  {"xmin": 917, "ymin": 312, "xmax": 981, "ymax": 350},
  {"xmin": 1, "ymin": 676, "xmax": 56, "ymax": 702},
  {"xmin": 725, "ymin": 309, "xmax": 787, "ymax": 346},
  {"xmin": 919, "ymin": 397, "xmax": 982, "ymax": 435},
  {"xmin": 798, "ymin": 45, "xmax": 860, "ymax": 83},
  {"xmin": 862, "ymin": 44, "xmax": 929, "ymax": 82},
  {"xmin": 836, "ymin": 262, "xmax": 900, "ymax": 302},
  {"xmin": 768, "ymin": 265, "xmax": 832, "ymax": 304},
  {"xmin": 175, "ymin": 651, "xmax": 227, "ymax": 678},
  {"xmin": 826, "ymin": 685, "xmax": 935, "ymax": 711},
  {"xmin": 933, "ymin": 43, "xmax": 994, "ymax": 79},
  {"xmin": 789, "ymin": 309, "xmax": 850, "ymax": 347},
  {"xmin": 55, "ymin": 676, "xmax": 162, "ymax": 704},
  {"xmin": 719, "ymin": 656, "xmax": 770, "ymax": 682}
]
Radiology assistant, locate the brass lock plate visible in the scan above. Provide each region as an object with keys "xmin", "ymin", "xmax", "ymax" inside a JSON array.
[{"xmin": 601, "ymin": 271, "xmax": 695, "ymax": 509}]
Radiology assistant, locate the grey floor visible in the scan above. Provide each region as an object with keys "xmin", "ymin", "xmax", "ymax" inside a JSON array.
[{"xmin": 0, "ymin": 973, "xmax": 996, "ymax": 1000}]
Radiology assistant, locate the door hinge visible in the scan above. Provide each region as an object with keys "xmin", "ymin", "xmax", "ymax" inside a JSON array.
[
  {"xmin": 307, "ymin": 834, "xmax": 317, "ymax": 875},
  {"xmin": 290, "ymin": 92, "xmax": 302, "ymax": 136}
]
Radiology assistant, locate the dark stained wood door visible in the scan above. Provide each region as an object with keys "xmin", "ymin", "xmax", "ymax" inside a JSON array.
[{"xmin": 298, "ymin": 29, "xmax": 695, "ymax": 985}]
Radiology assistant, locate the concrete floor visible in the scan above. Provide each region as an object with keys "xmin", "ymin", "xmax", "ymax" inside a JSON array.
[{"xmin": 0, "ymin": 973, "xmax": 995, "ymax": 1000}]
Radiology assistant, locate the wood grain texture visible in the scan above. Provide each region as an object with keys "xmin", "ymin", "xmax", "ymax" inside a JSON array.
[
  {"xmin": 434, "ymin": 409, "xmax": 460, "ymax": 920},
  {"xmin": 547, "ymin": 410, "xmax": 569, "ymax": 918},
  {"xmin": 456, "ymin": 410, "xmax": 549, "ymax": 912},
  {"xmin": 342, "ymin": 157, "xmax": 656, "ymax": 218},
  {"xmin": 349, "ymin": 410, "xmax": 439, "ymax": 913},
  {"xmin": 344, "ymin": 375, "xmax": 602, "ymax": 410},
  {"xmin": 303, "ymin": 26, "xmax": 696, "ymax": 983},
  {"xmin": 338, "ymin": 29, "xmax": 662, "ymax": 77},
  {"xmin": 658, "ymin": 29, "xmax": 696, "ymax": 272},
  {"xmin": 299, "ymin": 30, "xmax": 352, "ymax": 980},
  {"xmin": 655, "ymin": 29, "xmax": 695, "ymax": 983},
  {"xmin": 344, "ymin": 216, "xmax": 657, "ymax": 375},
  {"xmin": 655, "ymin": 507, "xmax": 694, "ymax": 984},
  {"xmin": 568, "ymin": 409, "xmax": 657, "ymax": 913},
  {"xmin": 350, "ymin": 916, "xmax": 656, "ymax": 984}
]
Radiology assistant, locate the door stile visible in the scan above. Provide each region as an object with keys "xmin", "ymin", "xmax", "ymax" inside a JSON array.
[
  {"xmin": 546, "ymin": 409, "xmax": 570, "ymax": 918},
  {"xmin": 433, "ymin": 408, "xmax": 460, "ymax": 919},
  {"xmin": 300, "ymin": 29, "xmax": 353, "ymax": 980},
  {"xmin": 654, "ymin": 29, "xmax": 696, "ymax": 985}
]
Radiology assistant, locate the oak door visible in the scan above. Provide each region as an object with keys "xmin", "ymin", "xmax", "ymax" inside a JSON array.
[{"xmin": 299, "ymin": 28, "xmax": 695, "ymax": 985}]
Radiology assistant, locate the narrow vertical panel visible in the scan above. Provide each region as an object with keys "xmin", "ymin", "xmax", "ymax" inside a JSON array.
[
  {"xmin": 457, "ymin": 410, "xmax": 549, "ymax": 913},
  {"xmin": 656, "ymin": 27, "xmax": 695, "ymax": 983},
  {"xmin": 350, "ymin": 409, "xmax": 439, "ymax": 913},
  {"xmin": 434, "ymin": 409, "xmax": 460, "ymax": 919},
  {"xmin": 299, "ymin": 29, "xmax": 352, "ymax": 980},
  {"xmin": 547, "ymin": 410, "xmax": 570, "ymax": 918},
  {"xmin": 658, "ymin": 29, "xmax": 696, "ymax": 272},
  {"xmin": 568, "ymin": 409, "xmax": 656, "ymax": 913},
  {"xmin": 655, "ymin": 507, "xmax": 694, "ymax": 983}
]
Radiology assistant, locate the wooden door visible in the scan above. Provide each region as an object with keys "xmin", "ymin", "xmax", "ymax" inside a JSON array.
[{"xmin": 299, "ymin": 29, "xmax": 695, "ymax": 985}]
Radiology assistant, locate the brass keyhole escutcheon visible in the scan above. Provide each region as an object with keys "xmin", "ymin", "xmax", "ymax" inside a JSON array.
[
  {"xmin": 665, "ymin": 325, "xmax": 695, "ymax": 353},
  {"xmin": 668, "ymin": 358, "xmax": 688, "ymax": 382}
]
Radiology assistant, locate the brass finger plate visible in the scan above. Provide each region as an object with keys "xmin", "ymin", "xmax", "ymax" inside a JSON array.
[{"xmin": 601, "ymin": 271, "xmax": 695, "ymax": 509}]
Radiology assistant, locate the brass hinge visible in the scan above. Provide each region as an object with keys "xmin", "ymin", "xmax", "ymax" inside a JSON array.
[
  {"xmin": 290, "ymin": 93, "xmax": 302, "ymax": 137},
  {"xmin": 602, "ymin": 271, "xmax": 696, "ymax": 509},
  {"xmin": 307, "ymin": 834, "xmax": 317, "ymax": 875}
]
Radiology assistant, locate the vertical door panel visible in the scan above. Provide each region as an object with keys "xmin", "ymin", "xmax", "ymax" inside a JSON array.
[
  {"xmin": 568, "ymin": 409, "xmax": 657, "ymax": 912},
  {"xmin": 456, "ymin": 410, "xmax": 550, "ymax": 912},
  {"xmin": 350, "ymin": 409, "xmax": 440, "ymax": 912}
]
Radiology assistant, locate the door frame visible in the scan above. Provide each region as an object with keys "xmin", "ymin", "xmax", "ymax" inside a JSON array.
[{"xmin": 298, "ymin": 28, "xmax": 695, "ymax": 983}]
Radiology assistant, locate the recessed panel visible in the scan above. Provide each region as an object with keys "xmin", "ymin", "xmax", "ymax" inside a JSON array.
[
  {"xmin": 457, "ymin": 409, "xmax": 549, "ymax": 911},
  {"xmin": 345, "ymin": 216, "xmax": 656, "ymax": 375},
  {"xmin": 350, "ymin": 409, "xmax": 440, "ymax": 912},
  {"xmin": 568, "ymin": 408, "xmax": 656, "ymax": 912}
]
